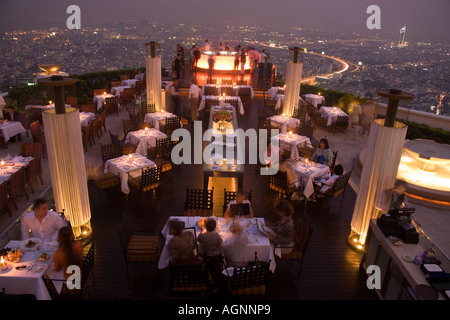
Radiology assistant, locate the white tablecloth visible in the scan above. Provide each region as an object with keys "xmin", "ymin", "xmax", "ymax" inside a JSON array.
[
  {"xmin": 93, "ymin": 94, "xmax": 115, "ymax": 111},
  {"xmin": 0, "ymin": 240, "xmax": 64, "ymax": 300},
  {"xmin": 121, "ymin": 79, "xmax": 138, "ymax": 88},
  {"xmin": 319, "ymin": 106, "xmax": 349, "ymax": 126},
  {"xmin": 25, "ymin": 104, "xmax": 71, "ymax": 111},
  {"xmin": 268, "ymin": 115, "xmax": 300, "ymax": 133},
  {"xmin": 135, "ymin": 73, "xmax": 145, "ymax": 81},
  {"xmin": 0, "ymin": 156, "xmax": 33, "ymax": 184},
  {"xmin": 272, "ymin": 134, "xmax": 312, "ymax": 159},
  {"xmin": 111, "ymin": 86, "xmax": 130, "ymax": 97},
  {"xmin": 0, "ymin": 121, "xmax": 26, "ymax": 142},
  {"xmin": 266, "ymin": 87, "xmax": 284, "ymax": 100},
  {"xmin": 79, "ymin": 112, "xmax": 95, "ymax": 127},
  {"xmin": 305, "ymin": 94, "xmax": 325, "ymax": 107},
  {"xmin": 104, "ymin": 153, "xmax": 156, "ymax": 194},
  {"xmin": 198, "ymin": 95, "xmax": 244, "ymax": 115},
  {"xmin": 158, "ymin": 217, "xmax": 276, "ymax": 272},
  {"xmin": 144, "ymin": 111, "xmax": 177, "ymax": 130},
  {"xmin": 125, "ymin": 129, "xmax": 167, "ymax": 157},
  {"xmin": 286, "ymin": 159, "xmax": 330, "ymax": 197}
]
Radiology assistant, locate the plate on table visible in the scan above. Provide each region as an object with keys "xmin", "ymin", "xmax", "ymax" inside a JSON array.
[
  {"xmin": 28, "ymin": 265, "xmax": 45, "ymax": 273},
  {"xmin": 0, "ymin": 264, "xmax": 12, "ymax": 273},
  {"xmin": 402, "ymin": 255, "xmax": 414, "ymax": 263},
  {"xmin": 247, "ymin": 234, "xmax": 256, "ymax": 244},
  {"xmin": 36, "ymin": 252, "xmax": 52, "ymax": 263},
  {"xmin": 20, "ymin": 238, "xmax": 41, "ymax": 251}
]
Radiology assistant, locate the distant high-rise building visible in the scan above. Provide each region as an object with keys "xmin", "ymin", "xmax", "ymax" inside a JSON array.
[{"xmin": 398, "ymin": 26, "xmax": 406, "ymax": 47}]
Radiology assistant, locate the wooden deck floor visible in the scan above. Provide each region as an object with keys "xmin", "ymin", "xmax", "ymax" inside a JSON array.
[{"xmin": 79, "ymin": 92, "xmax": 377, "ymax": 300}]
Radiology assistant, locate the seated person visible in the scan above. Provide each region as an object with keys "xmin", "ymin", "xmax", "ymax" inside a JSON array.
[
  {"xmin": 53, "ymin": 226, "xmax": 83, "ymax": 279},
  {"xmin": 227, "ymin": 224, "xmax": 248, "ymax": 267},
  {"xmin": 21, "ymin": 198, "xmax": 68, "ymax": 241},
  {"xmin": 377, "ymin": 180, "xmax": 410, "ymax": 213},
  {"xmin": 312, "ymin": 164, "xmax": 344, "ymax": 200},
  {"xmin": 168, "ymin": 220, "xmax": 201, "ymax": 264},
  {"xmin": 311, "ymin": 138, "xmax": 333, "ymax": 166},
  {"xmin": 224, "ymin": 189, "xmax": 254, "ymax": 219},
  {"xmin": 264, "ymin": 200, "xmax": 295, "ymax": 254}
]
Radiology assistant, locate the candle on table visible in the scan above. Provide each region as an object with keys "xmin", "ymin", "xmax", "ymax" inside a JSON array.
[
  {"xmin": 0, "ymin": 256, "xmax": 7, "ymax": 270},
  {"xmin": 49, "ymin": 100, "xmax": 52, "ymax": 105},
  {"xmin": 128, "ymin": 154, "xmax": 133, "ymax": 162}
]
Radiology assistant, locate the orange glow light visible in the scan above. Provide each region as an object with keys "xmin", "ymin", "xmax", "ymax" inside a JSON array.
[{"xmin": 197, "ymin": 54, "xmax": 251, "ymax": 71}]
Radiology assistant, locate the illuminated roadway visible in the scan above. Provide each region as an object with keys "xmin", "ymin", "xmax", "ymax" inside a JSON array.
[{"xmin": 250, "ymin": 41, "xmax": 360, "ymax": 84}]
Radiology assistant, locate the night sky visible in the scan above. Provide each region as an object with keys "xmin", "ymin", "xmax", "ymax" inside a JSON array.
[{"xmin": 0, "ymin": 0, "xmax": 449, "ymax": 42}]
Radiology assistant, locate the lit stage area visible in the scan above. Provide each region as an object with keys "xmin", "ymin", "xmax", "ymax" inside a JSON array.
[
  {"xmin": 359, "ymin": 139, "xmax": 450, "ymax": 203},
  {"xmin": 196, "ymin": 51, "xmax": 251, "ymax": 73},
  {"xmin": 193, "ymin": 72, "xmax": 252, "ymax": 87}
]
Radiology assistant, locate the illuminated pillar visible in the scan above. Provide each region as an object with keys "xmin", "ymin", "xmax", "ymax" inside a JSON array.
[
  {"xmin": 349, "ymin": 89, "xmax": 414, "ymax": 249},
  {"xmin": 283, "ymin": 47, "xmax": 305, "ymax": 116},
  {"xmin": 38, "ymin": 75, "xmax": 92, "ymax": 239},
  {"xmin": 145, "ymin": 42, "xmax": 163, "ymax": 111}
]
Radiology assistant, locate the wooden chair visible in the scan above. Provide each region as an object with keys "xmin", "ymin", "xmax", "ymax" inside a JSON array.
[
  {"xmin": 65, "ymin": 96, "xmax": 78, "ymax": 109},
  {"xmin": 29, "ymin": 121, "xmax": 46, "ymax": 159},
  {"xmin": 238, "ymin": 80, "xmax": 247, "ymax": 85},
  {"xmin": 274, "ymin": 217, "xmax": 314, "ymax": 279},
  {"xmin": 238, "ymin": 87, "xmax": 251, "ymax": 108},
  {"xmin": 82, "ymin": 122, "xmax": 94, "ymax": 152},
  {"xmin": 221, "ymin": 79, "xmax": 232, "ymax": 85},
  {"xmin": 93, "ymin": 89, "xmax": 107, "ymax": 96},
  {"xmin": 229, "ymin": 261, "xmax": 270, "ymax": 297},
  {"xmin": 297, "ymin": 122, "xmax": 314, "ymax": 140},
  {"xmin": 128, "ymin": 166, "xmax": 162, "ymax": 195},
  {"xmin": 79, "ymin": 104, "xmax": 96, "ymax": 113},
  {"xmin": 25, "ymin": 156, "xmax": 44, "ymax": 194},
  {"xmin": 222, "ymin": 189, "xmax": 252, "ymax": 215},
  {"xmin": 109, "ymin": 130, "xmax": 136, "ymax": 155},
  {"xmin": 20, "ymin": 142, "xmax": 41, "ymax": 158},
  {"xmin": 30, "ymin": 108, "xmax": 43, "ymax": 125},
  {"xmin": 322, "ymin": 170, "xmax": 352, "ymax": 213},
  {"xmin": 159, "ymin": 116, "xmax": 180, "ymax": 137},
  {"xmin": 100, "ymin": 143, "xmax": 122, "ymax": 162},
  {"xmin": 120, "ymin": 75, "xmax": 130, "ymax": 81},
  {"xmin": 0, "ymin": 180, "xmax": 12, "ymax": 217},
  {"xmin": 118, "ymin": 215, "xmax": 161, "ymax": 281},
  {"xmin": 184, "ymin": 187, "xmax": 214, "ymax": 217},
  {"xmin": 221, "ymin": 86, "xmax": 235, "ymax": 96},
  {"xmin": 43, "ymin": 241, "xmax": 96, "ymax": 299},
  {"xmin": 120, "ymin": 88, "xmax": 135, "ymax": 112},
  {"xmin": 7, "ymin": 166, "xmax": 29, "ymax": 210},
  {"xmin": 204, "ymin": 98, "xmax": 219, "ymax": 113},
  {"xmin": 169, "ymin": 263, "xmax": 210, "ymax": 296},
  {"xmin": 122, "ymin": 119, "xmax": 139, "ymax": 137},
  {"xmin": 145, "ymin": 103, "xmax": 156, "ymax": 114},
  {"xmin": 89, "ymin": 171, "xmax": 120, "ymax": 204},
  {"xmin": 269, "ymin": 171, "xmax": 300, "ymax": 199},
  {"xmin": 204, "ymin": 86, "xmax": 218, "ymax": 96},
  {"xmin": 263, "ymin": 92, "xmax": 276, "ymax": 107},
  {"xmin": 110, "ymin": 81, "xmax": 121, "ymax": 88},
  {"xmin": 313, "ymin": 109, "xmax": 328, "ymax": 128},
  {"xmin": 297, "ymin": 142, "xmax": 317, "ymax": 159},
  {"xmin": 104, "ymin": 97, "xmax": 119, "ymax": 116},
  {"xmin": 147, "ymin": 137, "xmax": 172, "ymax": 173},
  {"xmin": 16, "ymin": 112, "xmax": 30, "ymax": 137},
  {"xmin": 333, "ymin": 115, "xmax": 349, "ymax": 135},
  {"xmin": 91, "ymin": 117, "xmax": 101, "ymax": 141},
  {"xmin": 224, "ymin": 98, "xmax": 239, "ymax": 109},
  {"xmin": 134, "ymin": 80, "xmax": 145, "ymax": 97}
]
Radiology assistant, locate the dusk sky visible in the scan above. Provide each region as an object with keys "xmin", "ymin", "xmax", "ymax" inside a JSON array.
[{"xmin": 0, "ymin": 0, "xmax": 449, "ymax": 42}]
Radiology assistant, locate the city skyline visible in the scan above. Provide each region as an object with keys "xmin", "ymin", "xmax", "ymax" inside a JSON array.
[{"xmin": 1, "ymin": 0, "xmax": 449, "ymax": 43}]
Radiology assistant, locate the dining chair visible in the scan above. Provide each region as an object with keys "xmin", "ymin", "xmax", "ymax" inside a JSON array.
[
  {"xmin": 16, "ymin": 112, "xmax": 30, "ymax": 137},
  {"xmin": 159, "ymin": 116, "xmax": 180, "ymax": 138},
  {"xmin": 89, "ymin": 170, "xmax": 120, "ymax": 205},
  {"xmin": 222, "ymin": 189, "xmax": 252, "ymax": 215},
  {"xmin": 184, "ymin": 186, "xmax": 214, "ymax": 217},
  {"xmin": 93, "ymin": 89, "xmax": 107, "ymax": 96},
  {"xmin": 221, "ymin": 86, "xmax": 235, "ymax": 96},
  {"xmin": 7, "ymin": 166, "xmax": 29, "ymax": 210},
  {"xmin": 322, "ymin": 170, "xmax": 353, "ymax": 213},
  {"xmin": 100, "ymin": 143, "xmax": 122, "ymax": 162},
  {"xmin": 333, "ymin": 115, "xmax": 349, "ymax": 135},
  {"xmin": 65, "ymin": 96, "xmax": 78, "ymax": 109},
  {"xmin": 118, "ymin": 214, "xmax": 161, "ymax": 282},
  {"xmin": 122, "ymin": 119, "xmax": 139, "ymax": 137},
  {"xmin": 29, "ymin": 121, "xmax": 46, "ymax": 158},
  {"xmin": 128, "ymin": 166, "xmax": 162, "ymax": 196},
  {"xmin": 297, "ymin": 122, "xmax": 314, "ymax": 140},
  {"xmin": 25, "ymin": 156, "xmax": 44, "ymax": 194},
  {"xmin": 169, "ymin": 263, "xmax": 210, "ymax": 297},
  {"xmin": 229, "ymin": 261, "xmax": 271, "ymax": 298},
  {"xmin": 104, "ymin": 96, "xmax": 119, "ymax": 116},
  {"xmin": 221, "ymin": 79, "xmax": 232, "ymax": 85},
  {"xmin": 120, "ymin": 88, "xmax": 135, "ymax": 112},
  {"xmin": 145, "ymin": 103, "xmax": 156, "ymax": 114},
  {"xmin": 30, "ymin": 108, "xmax": 43, "ymax": 125},
  {"xmin": 238, "ymin": 87, "xmax": 251, "ymax": 108},
  {"xmin": 269, "ymin": 170, "xmax": 300, "ymax": 200},
  {"xmin": 147, "ymin": 138, "xmax": 172, "ymax": 173},
  {"xmin": 110, "ymin": 81, "xmax": 121, "ymax": 88},
  {"xmin": 91, "ymin": 117, "xmax": 101, "ymax": 141},
  {"xmin": 0, "ymin": 180, "xmax": 12, "ymax": 217},
  {"xmin": 120, "ymin": 75, "xmax": 130, "ymax": 81},
  {"xmin": 109, "ymin": 130, "xmax": 136, "ymax": 156},
  {"xmin": 204, "ymin": 86, "xmax": 219, "ymax": 96},
  {"xmin": 82, "ymin": 122, "xmax": 93, "ymax": 152},
  {"xmin": 134, "ymin": 80, "xmax": 145, "ymax": 97},
  {"xmin": 100, "ymin": 110, "xmax": 107, "ymax": 133},
  {"xmin": 273, "ymin": 216, "xmax": 314, "ymax": 280},
  {"xmin": 79, "ymin": 104, "xmax": 96, "ymax": 113}
]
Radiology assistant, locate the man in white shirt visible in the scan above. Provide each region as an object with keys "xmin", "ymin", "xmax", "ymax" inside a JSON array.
[
  {"xmin": 189, "ymin": 79, "xmax": 201, "ymax": 122},
  {"xmin": 223, "ymin": 189, "xmax": 254, "ymax": 219},
  {"xmin": 259, "ymin": 49, "xmax": 268, "ymax": 64},
  {"xmin": 204, "ymin": 39, "xmax": 211, "ymax": 51},
  {"xmin": 21, "ymin": 198, "xmax": 68, "ymax": 241}
]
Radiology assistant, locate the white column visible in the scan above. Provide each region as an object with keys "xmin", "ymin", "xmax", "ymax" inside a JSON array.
[
  {"xmin": 146, "ymin": 56, "xmax": 162, "ymax": 111},
  {"xmin": 350, "ymin": 119, "xmax": 407, "ymax": 244},
  {"xmin": 283, "ymin": 61, "xmax": 303, "ymax": 116},
  {"xmin": 43, "ymin": 108, "xmax": 92, "ymax": 238}
]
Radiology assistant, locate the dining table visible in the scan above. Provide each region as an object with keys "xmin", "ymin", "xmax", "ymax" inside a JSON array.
[
  {"xmin": 25, "ymin": 104, "xmax": 72, "ymax": 111},
  {"xmin": 201, "ymin": 84, "xmax": 254, "ymax": 99},
  {"xmin": 267, "ymin": 115, "xmax": 300, "ymax": 133},
  {"xmin": 111, "ymin": 86, "xmax": 131, "ymax": 98},
  {"xmin": 121, "ymin": 79, "xmax": 139, "ymax": 88},
  {"xmin": 319, "ymin": 106, "xmax": 349, "ymax": 126},
  {"xmin": 93, "ymin": 93, "xmax": 116, "ymax": 111},
  {"xmin": 272, "ymin": 133, "xmax": 312, "ymax": 159},
  {"xmin": 198, "ymin": 95, "xmax": 244, "ymax": 116},
  {"xmin": 104, "ymin": 153, "xmax": 156, "ymax": 194},
  {"xmin": 266, "ymin": 87, "xmax": 285, "ymax": 100},
  {"xmin": 0, "ymin": 239, "xmax": 65, "ymax": 300},
  {"xmin": 0, "ymin": 155, "xmax": 34, "ymax": 184},
  {"xmin": 125, "ymin": 128, "xmax": 168, "ymax": 157},
  {"xmin": 0, "ymin": 121, "xmax": 26, "ymax": 142},
  {"xmin": 158, "ymin": 216, "xmax": 276, "ymax": 272},
  {"xmin": 285, "ymin": 158, "xmax": 330, "ymax": 198},
  {"xmin": 144, "ymin": 111, "xmax": 177, "ymax": 130},
  {"xmin": 79, "ymin": 112, "xmax": 96, "ymax": 127},
  {"xmin": 304, "ymin": 94, "xmax": 325, "ymax": 107}
]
